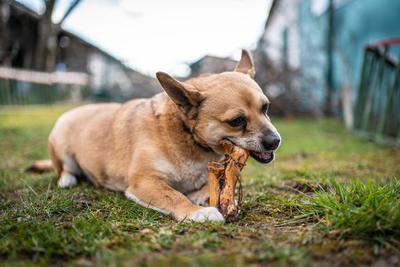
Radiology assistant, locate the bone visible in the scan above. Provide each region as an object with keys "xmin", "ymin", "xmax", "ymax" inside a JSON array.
[{"xmin": 208, "ymin": 140, "xmax": 249, "ymax": 221}]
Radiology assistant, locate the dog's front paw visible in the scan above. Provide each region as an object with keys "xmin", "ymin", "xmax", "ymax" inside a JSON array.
[
  {"xmin": 187, "ymin": 193, "xmax": 209, "ymax": 206},
  {"xmin": 189, "ymin": 207, "xmax": 224, "ymax": 222}
]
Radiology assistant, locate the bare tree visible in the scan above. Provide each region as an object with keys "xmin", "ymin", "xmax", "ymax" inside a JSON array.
[{"xmin": 34, "ymin": 0, "xmax": 82, "ymax": 71}]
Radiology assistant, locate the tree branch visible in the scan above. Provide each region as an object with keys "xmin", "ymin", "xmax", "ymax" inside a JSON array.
[
  {"xmin": 58, "ymin": 0, "xmax": 82, "ymax": 25},
  {"xmin": 43, "ymin": 0, "xmax": 56, "ymax": 18}
]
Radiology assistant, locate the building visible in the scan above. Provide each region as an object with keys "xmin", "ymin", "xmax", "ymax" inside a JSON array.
[
  {"xmin": 189, "ymin": 55, "xmax": 237, "ymax": 77},
  {"xmin": 0, "ymin": 0, "xmax": 160, "ymax": 101},
  {"xmin": 258, "ymin": 0, "xmax": 400, "ymax": 116}
]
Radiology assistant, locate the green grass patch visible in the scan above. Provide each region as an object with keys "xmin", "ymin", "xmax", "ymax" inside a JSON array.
[
  {"xmin": 298, "ymin": 179, "xmax": 400, "ymax": 242},
  {"xmin": 1, "ymin": 105, "xmax": 400, "ymax": 266}
]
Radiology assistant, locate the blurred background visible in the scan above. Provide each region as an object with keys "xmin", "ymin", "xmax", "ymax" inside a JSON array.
[{"xmin": 0, "ymin": 0, "xmax": 399, "ymax": 146}]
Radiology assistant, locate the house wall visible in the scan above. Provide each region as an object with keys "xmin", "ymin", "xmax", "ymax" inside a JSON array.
[
  {"xmin": 263, "ymin": 0, "xmax": 400, "ymax": 115},
  {"xmin": 0, "ymin": 3, "xmax": 38, "ymax": 69},
  {"xmin": 298, "ymin": 0, "xmax": 328, "ymax": 109},
  {"xmin": 88, "ymin": 52, "xmax": 137, "ymax": 98},
  {"xmin": 261, "ymin": 0, "xmax": 301, "ymax": 70},
  {"xmin": 299, "ymin": 0, "xmax": 400, "ymax": 111},
  {"xmin": 331, "ymin": 0, "xmax": 400, "ymax": 100},
  {"xmin": 56, "ymin": 34, "xmax": 91, "ymax": 72},
  {"xmin": 57, "ymin": 33, "xmax": 159, "ymax": 100}
]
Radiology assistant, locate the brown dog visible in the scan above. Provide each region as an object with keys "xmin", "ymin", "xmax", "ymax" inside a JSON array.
[{"xmin": 30, "ymin": 50, "xmax": 281, "ymax": 222}]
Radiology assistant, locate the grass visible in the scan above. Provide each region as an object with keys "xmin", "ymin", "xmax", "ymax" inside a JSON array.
[
  {"xmin": 298, "ymin": 180, "xmax": 400, "ymax": 241},
  {"xmin": 0, "ymin": 104, "xmax": 400, "ymax": 267}
]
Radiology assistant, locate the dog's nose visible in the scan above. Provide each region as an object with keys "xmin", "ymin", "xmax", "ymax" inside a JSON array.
[{"xmin": 262, "ymin": 134, "xmax": 280, "ymax": 151}]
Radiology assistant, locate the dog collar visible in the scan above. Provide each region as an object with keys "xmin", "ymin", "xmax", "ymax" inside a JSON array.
[{"xmin": 181, "ymin": 121, "xmax": 214, "ymax": 153}]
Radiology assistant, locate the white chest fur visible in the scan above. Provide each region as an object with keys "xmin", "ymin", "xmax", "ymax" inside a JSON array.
[{"xmin": 153, "ymin": 158, "xmax": 210, "ymax": 194}]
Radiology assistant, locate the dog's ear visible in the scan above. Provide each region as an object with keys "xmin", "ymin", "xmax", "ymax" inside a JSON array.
[
  {"xmin": 156, "ymin": 72, "xmax": 203, "ymax": 116},
  {"xmin": 234, "ymin": 49, "xmax": 256, "ymax": 78}
]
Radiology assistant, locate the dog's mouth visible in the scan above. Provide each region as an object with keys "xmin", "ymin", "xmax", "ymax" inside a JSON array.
[
  {"xmin": 249, "ymin": 150, "xmax": 274, "ymax": 164},
  {"xmin": 222, "ymin": 138, "xmax": 274, "ymax": 164}
]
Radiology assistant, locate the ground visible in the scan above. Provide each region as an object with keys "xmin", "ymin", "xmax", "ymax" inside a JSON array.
[{"xmin": 0, "ymin": 105, "xmax": 399, "ymax": 267}]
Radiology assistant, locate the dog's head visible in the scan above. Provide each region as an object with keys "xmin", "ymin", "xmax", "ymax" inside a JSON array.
[{"xmin": 156, "ymin": 50, "xmax": 281, "ymax": 164}]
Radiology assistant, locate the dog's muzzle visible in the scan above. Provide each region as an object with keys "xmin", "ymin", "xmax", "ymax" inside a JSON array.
[{"xmin": 249, "ymin": 150, "xmax": 274, "ymax": 164}]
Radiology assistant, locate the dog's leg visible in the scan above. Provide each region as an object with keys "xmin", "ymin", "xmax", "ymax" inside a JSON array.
[
  {"xmin": 57, "ymin": 155, "xmax": 79, "ymax": 188},
  {"xmin": 58, "ymin": 171, "xmax": 77, "ymax": 188},
  {"xmin": 186, "ymin": 183, "xmax": 210, "ymax": 206},
  {"xmin": 125, "ymin": 175, "xmax": 223, "ymax": 222}
]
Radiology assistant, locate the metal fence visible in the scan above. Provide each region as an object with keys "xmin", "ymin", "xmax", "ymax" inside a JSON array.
[
  {"xmin": 353, "ymin": 38, "xmax": 400, "ymax": 147},
  {"xmin": 0, "ymin": 67, "xmax": 89, "ymax": 105}
]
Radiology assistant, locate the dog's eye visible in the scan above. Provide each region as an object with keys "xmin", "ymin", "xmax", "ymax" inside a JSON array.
[
  {"xmin": 262, "ymin": 103, "xmax": 270, "ymax": 114},
  {"xmin": 227, "ymin": 116, "xmax": 246, "ymax": 128}
]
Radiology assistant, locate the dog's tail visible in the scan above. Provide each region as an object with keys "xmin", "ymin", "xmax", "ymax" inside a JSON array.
[{"xmin": 26, "ymin": 160, "xmax": 53, "ymax": 173}]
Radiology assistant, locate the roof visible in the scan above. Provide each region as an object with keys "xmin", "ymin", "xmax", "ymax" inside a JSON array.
[
  {"xmin": 189, "ymin": 55, "xmax": 236, "ymax": 68},
  {"xmin": 9, "ymin": 0, "xmax": 40, "ymax": 19},
  {"xmin": 263, "ymin": 0, "xmax": 280, "ymax": 30},
  {"xmin": 9, "ymin": 0, "xmax": 133, "ymax": 72},
  {"xmin": 59, "ymin": 30, "xmax": 132, "ymax": 72}
]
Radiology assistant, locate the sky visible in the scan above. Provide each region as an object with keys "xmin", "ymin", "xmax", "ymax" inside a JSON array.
[{"xmin": 18, "ymin": 0, "xmax": 271, "ymax": 76}]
